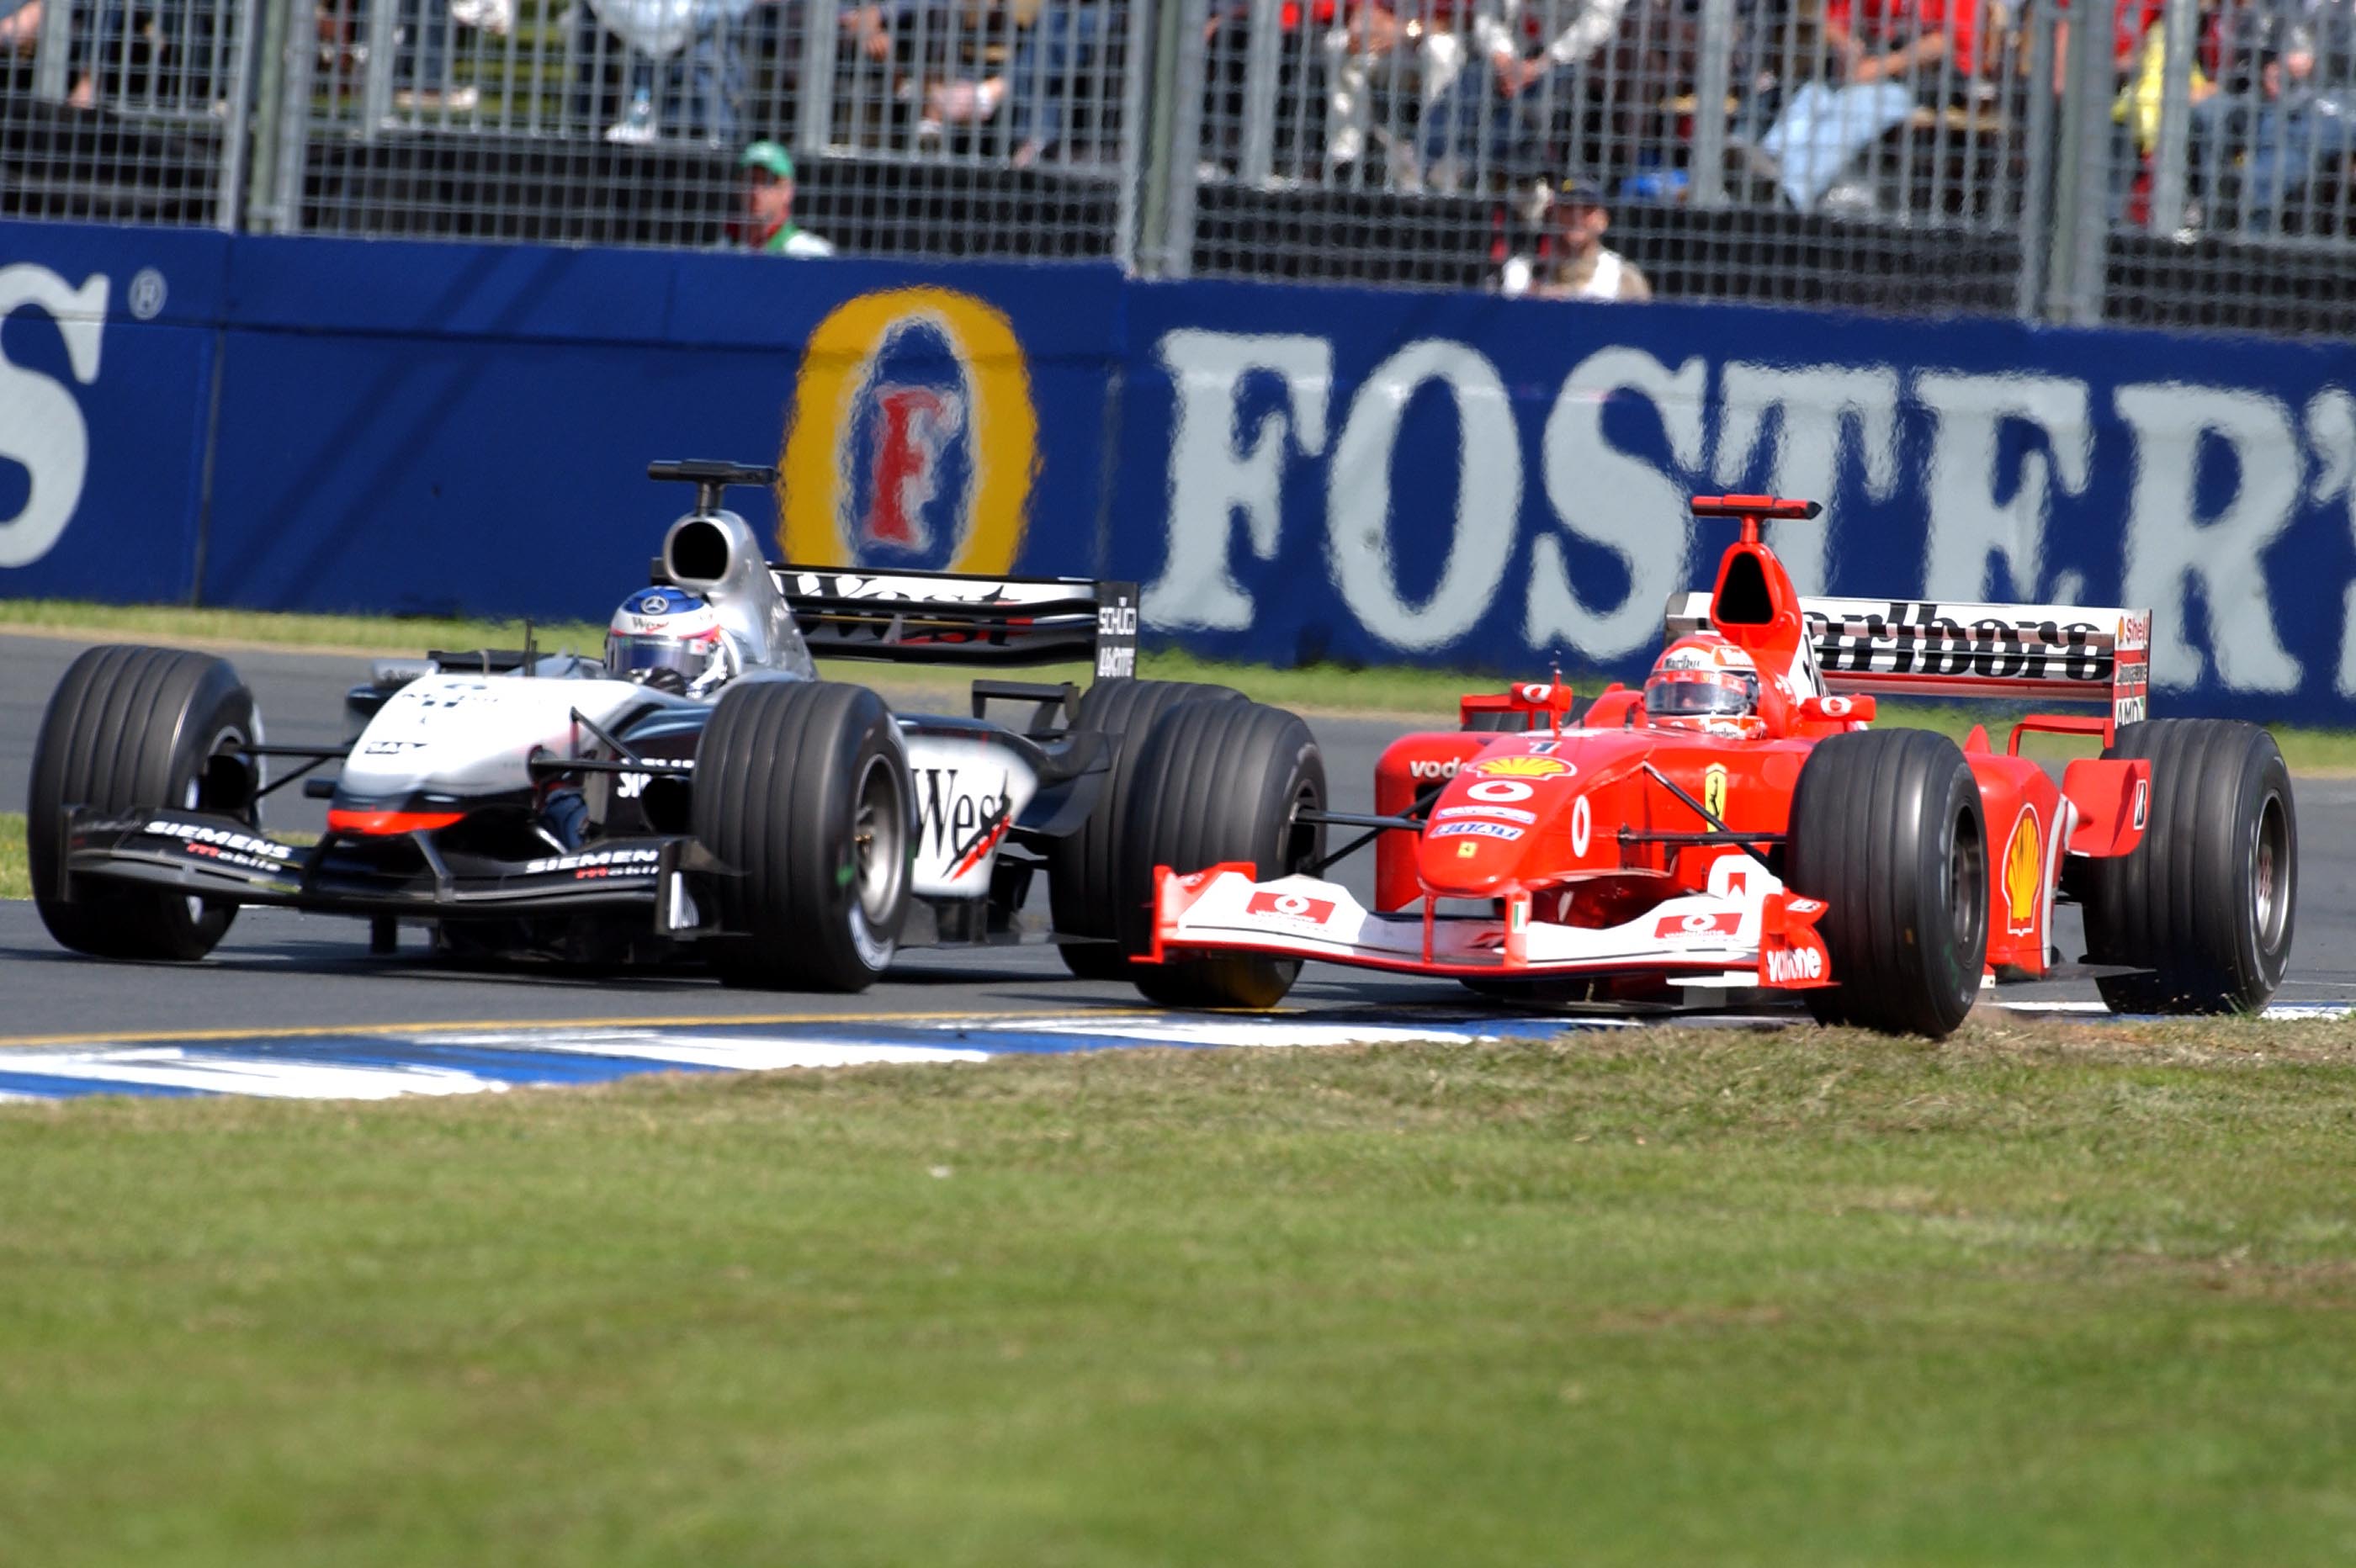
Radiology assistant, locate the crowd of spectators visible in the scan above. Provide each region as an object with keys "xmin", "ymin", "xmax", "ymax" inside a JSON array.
[{"xmin": 7, "ymin": 0, "xmax": 2356, "ymax": 241}]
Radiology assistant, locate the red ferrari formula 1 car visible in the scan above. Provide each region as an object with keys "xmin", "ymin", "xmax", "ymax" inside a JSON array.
[{"xmin": 1144, "ymin": 495, "xmax": 2297, "ymax": 1036}]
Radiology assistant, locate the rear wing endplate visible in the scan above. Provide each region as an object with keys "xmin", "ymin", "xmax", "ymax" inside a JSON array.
[
  {"xmin": 1667, "ymin": 592, "xmax": 2150, "ymax": 727},
  {"xmin": 772, "ymin": 565, "xmax": 1139, "ymax": 676}
]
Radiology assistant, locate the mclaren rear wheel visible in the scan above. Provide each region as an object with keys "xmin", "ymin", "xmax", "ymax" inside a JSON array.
[
  {"xmin": 1045, "ymin": 677, "xmax": 1244, "ymax": 980},
  {"xmin": 1117, "ymin": 700, "xmax": 1325, "ymax": 1009}
]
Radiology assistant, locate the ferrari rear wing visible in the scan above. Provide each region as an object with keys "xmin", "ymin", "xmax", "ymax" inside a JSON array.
[{"xmin": 1666, "ymin": 592, "xmax": 2151, "ymax": 726}]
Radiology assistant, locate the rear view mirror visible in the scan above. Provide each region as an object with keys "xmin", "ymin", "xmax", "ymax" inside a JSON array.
[{"xmin": 1797, "ymin": 694, "xmax": 1875, "ymax": 724}]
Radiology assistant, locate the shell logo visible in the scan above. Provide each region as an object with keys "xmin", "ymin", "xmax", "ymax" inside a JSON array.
[
  {"xmin": 1473, "ymin": 755, "xmax": 1573, "ymax": 780},
  {"xmin": 2002, "ymin": 806, "xmax": 2041, "ymax": 936},
  {"xmin": 777, "ymin": 287, "xmax": 1040, "ymax": 576}
]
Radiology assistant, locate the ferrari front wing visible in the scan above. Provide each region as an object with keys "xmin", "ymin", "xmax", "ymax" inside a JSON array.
[{"xmin": 1147, "ymin": 863, "xmax": 1836, "ymax": 990}]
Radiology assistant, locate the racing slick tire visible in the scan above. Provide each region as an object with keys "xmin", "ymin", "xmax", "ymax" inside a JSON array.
[
  {"xmin": 2080, "ymin": 719, "xmax": 2295, "ymax": 1014},
  {"xmin": 1786, "ymin": 728, "xmax": 1989, "ymax": 1038},
  {"xmin": 29, "ymin": 645, "xmax": 259, "ymax": 961},
  {"xmin": 1117, "ymin": 700, "xmax": 1325, "ymax": 1009},
  {"xmin": 1046, "ymin": 677, "xmax": 1244, "ymax": 980},
  {"xmin": 692, "ymin": 681, "xmax": 913, "ymax": 992}
]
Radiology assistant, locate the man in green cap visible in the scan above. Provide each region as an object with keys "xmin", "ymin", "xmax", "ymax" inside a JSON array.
[{"xmin": 741, "ymin": 141, "xmax": 836, "ymax": 258}]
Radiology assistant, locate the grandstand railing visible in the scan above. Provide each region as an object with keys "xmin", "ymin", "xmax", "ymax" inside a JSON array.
[{"xmin": 4, "ymin": 0, "xmax": 2356, "ymax": 336}]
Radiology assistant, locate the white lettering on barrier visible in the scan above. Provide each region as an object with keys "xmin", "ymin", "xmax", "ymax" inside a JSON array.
[
  {"xmin": 2304, "ymin": 388, "xmax": 2356, "ymax": 699},
  {"xmin": 2116, "ymin": 384, "xmax": 2303, "ymax": 693},
  {"xmin": 1527, "ymin": 347, "xmax": 1706, "ymax": 660},
  {"xmin": 1149, "ymin": 326, "xmax": 2354, "ymax": 700},
  {"xmin": 1917, "ymin": 372, "xmax": 2092, "ymax": 605},
  {"xmin": 1326, "ymin": 339, "xmax": 1519, "ymax": 651},
  {"xmin": 1714, "ymin": 363, "xmax": 1902, "ymax": 596},
  {"xmin": 0, "ymin": 266, "xmax": 108, "ymax": 569},
  {"xmin": 1144, "ymin": 331, "xmax": 1331, "ymax": 630}
]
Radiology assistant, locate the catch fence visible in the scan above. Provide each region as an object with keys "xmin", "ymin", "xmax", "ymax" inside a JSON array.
[{"xmin": 5, "ymin": 0, "xmax": 2356, "ymax": 334}]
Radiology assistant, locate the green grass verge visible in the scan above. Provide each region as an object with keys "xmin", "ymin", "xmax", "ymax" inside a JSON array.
[
  {"xmin": 7, "ymin": 599, "xmax": 2355, "ymax": 769},
  {"xmin": 3, "ymin": 1019, "xmax": 2354, "ymax": 1565},
  {"xmin": 0, "ymin": 813, "xmax": 23, "ymax": 900}
]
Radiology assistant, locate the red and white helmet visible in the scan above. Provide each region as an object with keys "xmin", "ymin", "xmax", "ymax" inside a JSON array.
[{"xmin": 1645, "ymin": 632, "xmax": 1765, "ymax": 737}]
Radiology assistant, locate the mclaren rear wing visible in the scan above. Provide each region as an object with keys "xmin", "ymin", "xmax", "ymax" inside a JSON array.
[
  {"xmin": 1666, "ymin": 592, "xmax": 2151, "ymax": 728},
  {"xmin": 641, "ymin": 461, "xmax": 1138, "ymax": 678},
  {"xmin": 771, "ymin": 566, "xmax": 1138, "ymax": 676},
  {"xmin": 646, "ymin": 556, "xmax": 1138, "ymax": 676}
]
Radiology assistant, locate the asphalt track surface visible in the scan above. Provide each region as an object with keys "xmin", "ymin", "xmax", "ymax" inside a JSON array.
[{"xmin": 3, "ymin": 630, "xmax": 2351, "ymax": 1097}]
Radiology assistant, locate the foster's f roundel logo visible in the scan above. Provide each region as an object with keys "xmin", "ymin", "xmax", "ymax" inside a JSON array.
[{"xmin": 780, "ymin": 288, "xmax": 1039, "ymax": 577}]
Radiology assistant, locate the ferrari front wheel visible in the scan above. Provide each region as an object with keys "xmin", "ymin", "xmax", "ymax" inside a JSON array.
[{"xmin": 1786, "ymin": 728, "xmax": 1989, "ymax": 1038}]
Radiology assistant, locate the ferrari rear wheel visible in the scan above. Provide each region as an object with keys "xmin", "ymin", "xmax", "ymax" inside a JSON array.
[
  {"xmin": 692, "ymin": 681, "xmax": 912, "ymax": 991},
  {"xmin": 2081, "ymin": 719, "xmax": 2295, "ymax": 1014},
  {"xmin": 1786, "ymin": 728, "xmax": 1988, "ymax": 1038},
  {"xmin": 1116, "ymin": 699, "xmax": 1325, "ymax": 1009},
  {"xmin": 1046, "ymin": 677, "xmax": 1244, "ymax": 979},
  {"xmin": 29, "ymin": 645, "xmax": 257, "ymax": 961}
]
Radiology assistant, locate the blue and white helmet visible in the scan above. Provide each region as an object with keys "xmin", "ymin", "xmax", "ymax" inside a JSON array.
[{"xmin": 607, "ymin": 586, "xmax": 734, "ymax": 691}]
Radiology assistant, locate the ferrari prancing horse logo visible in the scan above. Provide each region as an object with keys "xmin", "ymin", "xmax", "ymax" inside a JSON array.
[{"xmin": 1702, "ymin": 765, "xmax": 1729, "ymax": 822}]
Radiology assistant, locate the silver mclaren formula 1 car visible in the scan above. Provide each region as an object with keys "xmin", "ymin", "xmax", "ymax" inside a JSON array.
[{"xmin": 28, "ymin": 460, "xmax": 1329, "ymax": 994}]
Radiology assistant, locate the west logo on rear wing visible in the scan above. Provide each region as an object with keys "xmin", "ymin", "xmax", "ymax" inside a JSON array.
[
  {"xmin": 1667, "ymin": 592, "xmax": 2151, "ymax": 727},
  {"xmin": 776, "ymin": 568, "xmax": 1140, "ymax": 675}
]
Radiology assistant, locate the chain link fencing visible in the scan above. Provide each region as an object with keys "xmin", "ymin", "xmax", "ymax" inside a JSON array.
[{"xmin": 5, "ymin": 0, "xmax": 2356, "ymax": 335}]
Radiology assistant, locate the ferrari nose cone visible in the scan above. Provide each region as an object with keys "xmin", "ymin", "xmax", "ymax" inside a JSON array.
[{"xmin": 1416, "ymin": 752, "xmax": 1578, "ymax": 895}]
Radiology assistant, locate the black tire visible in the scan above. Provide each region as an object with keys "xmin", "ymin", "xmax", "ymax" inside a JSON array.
[
  {"xmin": 692, "ymin": 681, "xmax": 913, "ymax": 992},
  {"xmin": 29, "ymin": 645, "xmax": 257, "ymax": 961},
  {"xmin": 2081, "ymin": 719, "xmax": 2295, "ymax": 1014},
  {"xmin": 1786, "ymin": 728, "xmax": 1989, "ymax": 1037},
  {"xmin": 1117, "ymin": 700, "xmax": 1325, "ymax": 1009},
  {"xmin": 1046, "ymin": 677, "xmax": 1243, "ymax": 980}
]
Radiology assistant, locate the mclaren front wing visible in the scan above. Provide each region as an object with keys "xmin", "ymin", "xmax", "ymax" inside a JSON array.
[
  {"xmin": 1149, "ymin": 862, "xmax": 1837, "ymax": 991},
  {"xmin": 60, "ymin": 809, "xmax": 719, "ymax": 934}
]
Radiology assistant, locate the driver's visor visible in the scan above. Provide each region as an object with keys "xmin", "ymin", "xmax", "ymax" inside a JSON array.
[
  {"xmin": 607, "ymin": 628, "xmax": 720, "ymax": 676},
  {"xmin": 1644, "ymin": 672, "xmax": 1757, "ymax": 717}
]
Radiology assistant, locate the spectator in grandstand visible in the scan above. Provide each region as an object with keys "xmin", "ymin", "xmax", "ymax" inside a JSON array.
[
  {"xmin": 1732, "ymin": 0, "xmax": 1986, "ymax": 213},
  {"xmin": 741, "ymin": 140, "xmax": 836, "ymax": 253},
  {"xmin": 1320, "ymin": 2, "xmax": 1473, "ymax": 180},
  {"xmin": 1005, "ymin": 0, "xmax": 1125, "ymax": 166},
  {"xmin": 1414, "ymin": 0, "xmax": 1630, "ymax": 192},
  {"xmin": 1521, "ymin": 175, "xmax": 1652, "ymax": 298},
  {"xmin": 576, "ymin": 0, "xmax": 750, "ymax": 143},
  {"xmin": 2184, "ymin": 0, "xmax": 2356, "ymax": 232}
]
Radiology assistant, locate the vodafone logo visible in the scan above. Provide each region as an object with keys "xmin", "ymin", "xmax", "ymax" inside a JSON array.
[
  {"xmin": 1653, "ymin": 910, "xmax": 1742, "ymax": 940},
  {"xmin": 1764, "ymin": 946, "xmax": 1825, "ymax": 983},
  {"xmin": 1409, "ymin": 757, "xmax": 1465, "ymax": 781},
  {"xmin": 1817, "ymin": 695, "xmax": 1853, "ymax": 718},
  {"xmin": 1248, "ymin": 889, "xmax": 1335, "ymax": 924},
  {"xmin": 1465, "ymin": 779, "xmax": 1532, "ymax": 803}
]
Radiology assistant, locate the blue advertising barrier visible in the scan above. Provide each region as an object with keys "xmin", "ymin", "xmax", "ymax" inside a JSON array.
[
  {"xmin": 1112, "ymin": 277, "xmax": 2356, "ymax": 723},
  {"xmin": 0, "ymin": 222, "xmax": 1120, "ymax": 623},
  {"xmin": 7, "ymin": 217, "xmax": 2356, "ymax": 722}
]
